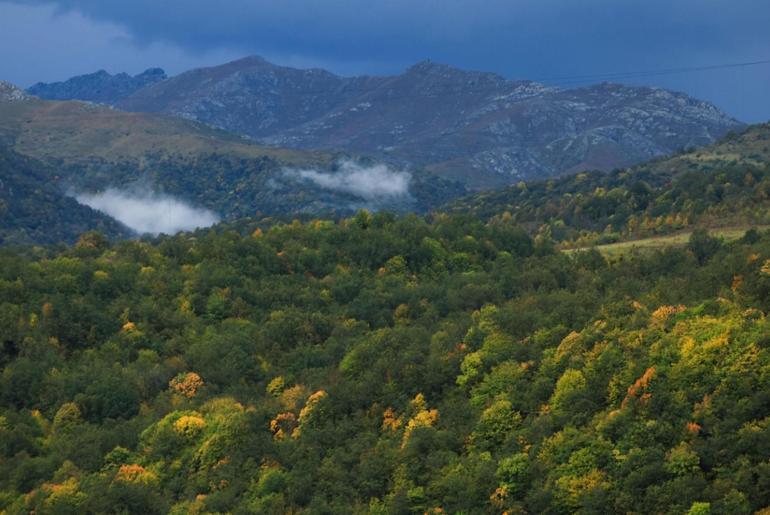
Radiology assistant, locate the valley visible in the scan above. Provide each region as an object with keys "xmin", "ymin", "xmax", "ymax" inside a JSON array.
[{"xmin": 1, "ymin": 9, "xmax": 769, "ymax": 511}]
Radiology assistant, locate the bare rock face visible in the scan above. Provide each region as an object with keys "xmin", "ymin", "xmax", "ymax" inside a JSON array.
[
  {"xmin": 37, "ymin": 58, "xmax": 745, "ymax": 188},
  {"xmin": 27, "ymin": 68, "xmax": 167, "ymax": 105},
  {"xmin": 0, "ymin": 81, "xmax": 32, "ymax": 102},
  {"xmin": 119, "ymin": 56, "xmax": 370, "ymax": 135}
]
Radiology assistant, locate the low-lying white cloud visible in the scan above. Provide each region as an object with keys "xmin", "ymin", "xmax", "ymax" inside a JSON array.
[
  {"xmin": 75, "ymin": 188, "xmax": 220, "ymax": 235},
  {"xmin": 288, "ymin": 160, "xmax": 411, "ymax": 199}
]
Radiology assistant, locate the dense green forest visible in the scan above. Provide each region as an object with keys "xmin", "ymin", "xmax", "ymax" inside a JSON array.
[
  {"xmin": 0, "ymin": 94, "xmax": 467, "ymax": 243},
  {"xmin": 446, "ymin": 124, "xmax": 770, "ymax": 246},
  {"xmin": 0, "ymin": 146, "xmax": 130, "ymax": 245},
  {"xmin": 56, "ymin": 153, "xmax": 467, "ymax": 220},
  {"xmin": 0, "ymin": 140, "xmax": 465, "ymax": 245},
  {"xmin": 1, "ymin": 212, "xmax": 770, "ymax": 514}
]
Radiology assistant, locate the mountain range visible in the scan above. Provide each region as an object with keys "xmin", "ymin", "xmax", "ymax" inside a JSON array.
[
  {"xmin": 29, "ymin": 56, "xmax": 744, "ymax": 188},
  {"xmin": 1, "ymin": 73, "xmax": 766, "ymax": 246},
  {"xmin": 27, "ymin": 68, "xmax": 167, "ymax": 105},
  {"xmin": 1, "ymin": 56, "xmax": 759, "ymax": 244}
]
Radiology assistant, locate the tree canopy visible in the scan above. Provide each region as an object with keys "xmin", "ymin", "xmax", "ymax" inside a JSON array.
[{"xmin": 1, "ymin": 213, "xmax": 770, "ymax": 513}]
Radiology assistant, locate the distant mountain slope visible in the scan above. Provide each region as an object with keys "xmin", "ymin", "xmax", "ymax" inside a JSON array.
[
  {"xmin": 112, "ymin": 57, "xmax": 743, "ymax": 188},
  {"xmin": 0, "ymin": 85, "xmax": 316, "ymax": 164},
  {"xmin": 27, "ymin": 68, "xmax": 167, "ymax": 105},
  {"xmin": 119, "ymin": 56, "xmax": 384, "ymax": 136},
  {"xmin": 442, "ymin": 123, "xmax": 770, "ymax": 245}
]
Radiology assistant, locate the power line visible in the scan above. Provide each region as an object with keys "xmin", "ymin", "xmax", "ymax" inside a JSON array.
[
  {"xmin": 112, "ymin": 57, "xmax": 770, "ymax": 106},
  {"xmin": 534, "ymin": 58, "xmax": 770, "ymax": 86}
]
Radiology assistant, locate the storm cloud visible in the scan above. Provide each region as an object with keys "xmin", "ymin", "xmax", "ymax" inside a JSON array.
[
  {"xmin": 75, "ymin": 188, "xmax": 220, "ymax": 235},
  {"xmin": 1, "ymin": 0, "xmax": 769, "ymax": 120}
]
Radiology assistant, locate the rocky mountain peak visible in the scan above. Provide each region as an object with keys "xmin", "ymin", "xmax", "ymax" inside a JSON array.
[
  {"xmin": 0, "ymin": 81, "xmax": 31, "ymax": 102},
  {"xmin": 137, "ymin": 68, "xmax": 167, "ymax": 80},
  {"xmin": 229, "ymin": 55, "xmax": 271, "ymax": 67},
  {"xmin": 405, "ymin": 59, "xmax": 449, "ymax": 73},
  {"xmin": 403, "ymin": 59, "xmax": 507, "ymax": 83},
  {"xmin": 27, "ymin": 68, "xmax": 167, "ymax": 105}
]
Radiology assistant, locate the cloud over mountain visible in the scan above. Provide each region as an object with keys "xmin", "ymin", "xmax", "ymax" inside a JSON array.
[{"xmin": 75, "ymin": 188, "xmax": 220, "ymax": 235}]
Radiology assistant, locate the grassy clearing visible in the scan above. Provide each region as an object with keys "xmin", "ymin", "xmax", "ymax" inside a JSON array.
[{"xmin": 564, "ymin": 226, "xmax": 770, "ymax": 258}]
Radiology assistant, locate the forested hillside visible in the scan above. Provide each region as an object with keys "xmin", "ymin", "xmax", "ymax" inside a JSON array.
[
  {"xmin": 0, "ymin": 83, "xmax": 763, "ymax": 245},
  {"xmin": 0, "ymin": 146, "xmax": 131, "ymax": 245},
  {"xmin": 0, "ymin": 89, "xmax": 465, "ymax": 230},
  {"xmin": 445, "ymin": 123, "xmax": 770, "ymax": 246},
  {"xmin": 1, "ymin": 213, "xmax": 769, "ymax": 513}
]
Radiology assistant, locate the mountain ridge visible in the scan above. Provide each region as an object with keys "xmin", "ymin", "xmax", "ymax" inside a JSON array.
[
  {"xmin": 28, "ymin": 57, "xmax": 743, "ymax": 188},
  {"xmin": 27, "ymin": 68, "xmax": 167, "ymax": 105}
]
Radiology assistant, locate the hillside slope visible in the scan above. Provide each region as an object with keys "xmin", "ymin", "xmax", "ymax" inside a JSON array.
[
  {"xmin": 443, "ymin": 123, "xmax": 770, "ymax": 245},
  {"xmin": 0, "ymin": 83, "xmax": 131, "ymax": 243},
  {"xmin": 0, "ymin": 83, "xmax": 463, "ymax": 239},
  {"xmin": 1, "ymin": 210, "xmax": 770, "ymax": 513},
  {"xmin": 0, "ymin": 144, "xmax": 131, "ymax": 245},
  {"xmin": 0, "ymin": 81, "xmax": 316, "ymax": 164}
]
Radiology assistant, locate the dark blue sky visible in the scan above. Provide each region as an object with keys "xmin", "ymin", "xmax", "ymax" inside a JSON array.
[{"xmin": 2, "ymin": 0, "xmax": 769, "ymax": 121}]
